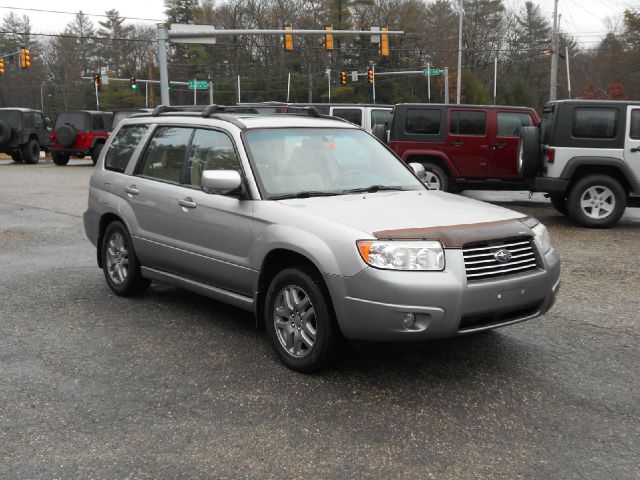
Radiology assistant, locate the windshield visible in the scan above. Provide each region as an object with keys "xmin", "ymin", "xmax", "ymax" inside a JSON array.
[
  {"xmin": 0, "ymin": 110, "xmax": 21, "ymax": 124},
  {"xmin": 55, "ymin": 112, "xmax": 89, "ymax": 130},
  {"xmin": 243, "ymin": 128, "xmax": 423, "ymax": 199}
]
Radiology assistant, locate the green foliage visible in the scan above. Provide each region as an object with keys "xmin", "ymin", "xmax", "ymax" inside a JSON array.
[{"xmin": 462, "ymin": 70, "xmax": 492, "ymax": 104}]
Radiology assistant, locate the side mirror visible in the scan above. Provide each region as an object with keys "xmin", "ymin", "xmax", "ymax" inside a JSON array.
[
  {"xmin": 409, "ymin": 162, "xmax": 426, "ymax": 181},
  {"xmin": 44, "ymin": 118, "xmax": 50, "ymax": 127},
  {"xmin": 201, "ymin": 170, "xmax": 242, "ymax": 195}
]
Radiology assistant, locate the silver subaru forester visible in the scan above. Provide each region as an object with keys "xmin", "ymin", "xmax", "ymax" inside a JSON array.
[{"xmin": 83, "ymin": 106, "xmax": 560, "ymax": 372}]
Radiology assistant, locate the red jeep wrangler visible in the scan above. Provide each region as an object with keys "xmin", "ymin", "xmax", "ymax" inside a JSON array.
[
  {"xmin": 387, "ymin": 104, "xmax": 540, "ymax": 192},
  {"xmin": 49, "ymin": 110, "xmax": 113, "ymax": 166}
]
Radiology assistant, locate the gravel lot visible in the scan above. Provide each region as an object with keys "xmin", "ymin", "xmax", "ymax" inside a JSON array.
[{"xmin": 1, "ymin": 159, "xmax": 638, "ymax": 479}]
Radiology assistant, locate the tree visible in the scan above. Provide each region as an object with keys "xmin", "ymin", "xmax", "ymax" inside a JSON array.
[{"xmin": 97, "ymin": 10, "xmax": 135, "ymax": 74}]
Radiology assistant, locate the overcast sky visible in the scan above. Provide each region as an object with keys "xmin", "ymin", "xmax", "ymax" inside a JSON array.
[{"xmin": 0, "ymin": 0, "xmax": 634, "ymax": 48}]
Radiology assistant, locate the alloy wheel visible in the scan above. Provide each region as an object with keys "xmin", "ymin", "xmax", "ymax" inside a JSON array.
[
  {"xmin": 273, "ymin": 285, "xmax": 317, "ymax": 358},
  {"xmin": 105, "ymin": 232, "xmax": 129, "ymax": 285},
  {"xmin": 580, "ymin": 185, "xmax": 615, "ymax": 220}
]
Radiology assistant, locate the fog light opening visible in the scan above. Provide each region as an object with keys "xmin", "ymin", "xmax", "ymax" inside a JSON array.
[{"xmin": 402, "ymin": 313, "xmax": 416, "ymax": 329}]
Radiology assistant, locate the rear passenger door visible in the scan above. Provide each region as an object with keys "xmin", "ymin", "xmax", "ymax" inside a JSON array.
[
  {"xmin": 624, "ymin": 106, "xmax": 640, "ymax": 178},
  {"xmin": 446, "ymin": 109, "xmax": 491, "ymax": 177},
  {"xmin": 169, "ymin": 128, "xmax": 254, "ymax": 296},
  {"xmin": 492, "ymin": 110, "xmax": 534, "ymax": 178}
]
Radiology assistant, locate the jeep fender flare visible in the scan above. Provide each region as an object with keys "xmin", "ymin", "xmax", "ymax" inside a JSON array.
[
  {"xmin": 561, "ymin": 156, "xmax": 640, "ymax": 195},
  {"xmin": 90, "ymin": 136, "xmax": 108, "ymax": 150},
  {"xmin": 401, "ymin": 149, "xmax": 460, "ymax": 177}
]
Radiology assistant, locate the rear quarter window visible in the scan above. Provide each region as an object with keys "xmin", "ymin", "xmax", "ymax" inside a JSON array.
[
  {"xmin": 405, "ymin": 109, "xmax": 441, "ymax": 135},
  {"xmin": 497, "ymin": 112, "xmax": 532, "ymax": 136},
  {"xmin": 572, "ymin": 108, "xmax": 617, "ymax": 139},
  {"xmin": 104, "ymin": 125, "xmax": 149, "ymax": 173}
]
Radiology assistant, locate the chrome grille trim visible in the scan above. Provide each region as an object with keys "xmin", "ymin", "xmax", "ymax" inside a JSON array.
[{"xmin": 463, "ymin": 237, "xmax": 539, "ymax": 281}]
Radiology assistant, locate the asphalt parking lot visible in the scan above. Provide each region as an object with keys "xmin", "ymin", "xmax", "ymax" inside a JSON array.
[{"xmin": 1, "ymin": 159, "xmax": 639, "ymax": 479}]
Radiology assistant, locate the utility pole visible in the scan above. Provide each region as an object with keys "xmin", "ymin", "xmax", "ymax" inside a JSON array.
[
  {"xmin": 158, "ymin": 24, "xmax": 170, "ymax": 106},
  {"xmin": 371, "ymin": 64, "xmax": 376, "ymax": 104},
  {"xmin": 493, "ymin": 57, "xmax": 497, "ymax": 105},
  {"xmin": 444, "ymin": 67, "xmax": 450, "ymax": 105},
  {"xmin": 148, "ymin": 48, "xmax": 154, "ymax": 108},
  {"xmin": 287, "ymin": 72, "xmax": 291, "ymax": 103},
  {"xmin": 565, "ymin": 46, "xmax": 572, "ymax": 99},
  {"xmin": 549, "ymin": 0, "xmax": 559, "ymax": 101},
  {"xmin": 326, "ymin": 69, "xmax": 331, "ymax": 103},
  {"xmin": 427, "ymin": 61, "xmax": 431, "ymax": 103},
  {"xmin": 457, "ymin": 0, "xmax": 463, "ymax": 104}
]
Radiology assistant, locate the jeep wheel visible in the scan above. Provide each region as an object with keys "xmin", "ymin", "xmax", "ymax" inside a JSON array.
[
  {"xmin": 101, "ymin": 221, "xmax": 150, "ymax": 296},
  {"xmin": 549, "ymin": 194, "xmax": 568, "ymax": 216},
  {"xmin": 91, "ymin": 143, "xmax": 104, "ymax": 165},
  {"xmin": 21, "ymin": 139, "xmax": 40, "ymax": 164},
  {"xmin": 567, "ymin": 175, "xmax": 626, "ymax": 228},
  {"xmin": 265, "ymin": 267, "xmax": 338, "ymax": 372},
  {"xmin": 420, "ymin": 162, "xmax": 450, "ymax": 192},
  {"xmin": 10, "ymin": 152, "xmax": 22, "ymax": 163},
  {"xmin": 52, "ymin": 152, "xmax": 70, "ymax": 166},
  {"xmin": 0, "ymin": 121, "xmax": 11, "ymax": 145},
  {"xmin": 518, "ymin": 126, "xmax": 541, "ymax": 179}
]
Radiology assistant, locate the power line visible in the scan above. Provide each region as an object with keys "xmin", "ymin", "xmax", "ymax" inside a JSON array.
[{"xmin": 0, "ymin": 5, "xmax": 163, "ymax": 22}]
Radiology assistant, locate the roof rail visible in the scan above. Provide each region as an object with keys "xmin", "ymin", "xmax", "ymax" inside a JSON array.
[{"xmin": 151, "ymin": 105, "xmax": 203, "ymax": 116}]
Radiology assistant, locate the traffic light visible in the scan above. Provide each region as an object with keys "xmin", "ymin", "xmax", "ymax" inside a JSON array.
[
  {"xmin": 94, "ymin": 73, "xmax": 102, "ymax": 91},
  {"xmin": 284, "ymin": 25, "xmax": 293, "ymax": 51},
  {"xmin": 130, "ymin": 76, "xmax": 137, "ymax": 89},
  {"xmin": 324, "ymin": 25, "xmax": 333, "ymax": 51},
  {"xmin": 0, "ymin": 58, "xmax": 5, "ymax": 76},
  {"xmin": 368, "ymin": 69, "xmax": 374, "ymax": 84},
  {"xmin": 340, "ymin": 71, "xmax": 347, "ymax": 85},
  {"xmin": 20, "ymin": 47, "xmax": 31, "ymax": 69},
  {"xmin": 380, "ymin": 27, "xmax": 389, "ymax": 57}
]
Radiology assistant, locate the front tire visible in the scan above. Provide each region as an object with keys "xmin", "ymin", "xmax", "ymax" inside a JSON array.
[
  {"xmin": 566, "ymin": 175, "xmax": 626, "ymax": 228},
  {"xmin": 21, "ymin": 139, "xmax": 40, "ymax": 164},
  {"xmin": 101, "ymin": 221, "xmax": 150, "ymax": 296},
  {"xmin": 420, "ymin": 162, "xmax": 451, "ymax": 192},
  {"xmin": 52, "ymin": 152, "xmax": 70, "ymax": 166},
  {"xmin": 265, "ymin": 267, "xmax": 338, "ymax": 372}
]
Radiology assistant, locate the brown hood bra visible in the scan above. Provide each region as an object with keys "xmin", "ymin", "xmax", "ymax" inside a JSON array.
[{"xmin": 373, "ymin": 217, "xmax": 535, "ymax": 249}]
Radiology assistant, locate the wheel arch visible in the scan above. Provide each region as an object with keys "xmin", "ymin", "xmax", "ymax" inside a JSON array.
[
  {"xmin": 562, "ymin": 157, "xmax": 640, "ymax": 195},
  {"xmin": 403, "ymin": 151, "xmax": 458, "ymax": 177},
  {"xmin": 96, "ymin": 212, "xmax": 128, "ymax": 268}
]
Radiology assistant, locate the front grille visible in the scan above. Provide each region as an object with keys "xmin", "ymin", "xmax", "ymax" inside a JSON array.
[
  {"xmin": 458, "ymin": 302, "xmax": 542, "ymax": 331},
  {"xmin": 463, "ymin": 237, "xmax": 539, "ymax": 281}
]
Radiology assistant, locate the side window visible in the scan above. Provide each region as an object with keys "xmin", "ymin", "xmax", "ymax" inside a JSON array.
[
  {"xmin": 332, "ymin": 108, "xmax": 363, "ymax": 127},
  {"xmin": 138, "ymin": 127, "xmax": 193, "ymax": 183},
  {"xmin": 104, "ymin": 125, "xmax": 149, "ymax": 173},
  {"xmin": 497, "ymin": 112, "xmax": 532, "ymax": 136},
  {"xmin": 573, "ymin": 108, "xmax": 617, "ymax": 139},
  {"xmin": 92, "ymin": 115, "xmax": 104, "ymax": 131},
  {"xmin": 371, "ymin": 109, "xmax": 393, "ymax": 129},
  {"xmin": 630, "ymin": 110, "xmax": 640, "ymax": 140},
  {"xmin": 405, "ymin": 109, "xmax": 441, "ymax": 135},
  {"xmin": 33, "ymin": 113, "xmax": 44, "ymax": 128},
  {"xmin": 450, "ymin": 110, "xmax": 487, "ymax": 135},
  {"xmin": 186, "ymin": 129, "xmax": 241, "ymax": 188}
]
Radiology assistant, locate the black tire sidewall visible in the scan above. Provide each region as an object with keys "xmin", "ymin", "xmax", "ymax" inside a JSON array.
[
  {"xmin": 91, "ymin": 143, "xmax": 104, "ymax": 164},
  {"xmin": 101, "ymin": 221, "xmax": 149, "ymax": 296},
  {"xmin": 567, "ymin": 175, "xmax": 626, "ymax": 228},
  {"xmin": 264, "ymin": 267, "xmax": 336, "ymax": 372},
  {"xmin": 518, "ymin": 126, "xmax": 541, "ymax": 178},
  {"xmin": 549, "ymin": 194, "xmax": 568, "ymax": 216},
  {"xmin": 421, "ymin": 162, "xmax": 450, "ymax": 192},
  {"xmin": 21, "ymin": 139, "xmax": 40, "ymax": 164},
  {"xmin": 52, "ymin": 152, "xmax": 70, "ymax": 166}
]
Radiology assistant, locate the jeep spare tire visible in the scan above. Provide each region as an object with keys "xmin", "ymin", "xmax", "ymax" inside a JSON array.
[
  {"xmin": 56, "ymin": 125, "xmax": 77, "ymax": 147},
  {"xmin": 0, "ymin": 121, "xmax": 11, "ymax": 145},
  {"xmin": 517, "ymin": 126, "xmax": 541, "ymax": 179}
]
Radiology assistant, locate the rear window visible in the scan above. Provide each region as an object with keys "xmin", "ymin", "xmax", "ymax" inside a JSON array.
[
  {"xmin": 497, "ymin": 112, "xmax": 532, "ymax": 136},
  {"xmin": 541, "ymin": 107, "xmax": 554, "ymax": 144},
  {"xmin": 332, "ymin": 108, "xmax": 363, "ymax": 127},
  {"xmin": 55, "ymin": 112, "xmax": 89, "ymax": 130},
  {"xmin": 450, "ymin": 110, "xmax": 486, "ymax": 135},
  {"xmin": 405, "ymin": 109, "xmax": 441, "ymax": 135},
  {"xmin": 0, "ymin": 110, "xmax": 21, "ymax": 124},
  {"xmin": 104, "ymin": 125, "xmax": 149, "ymax": 173},
  {"xmin": 630, "ymin": 110, "xmax": 640, "ymax": 140},
  {"xmin": 572, "ymin": 108, "xmax": 617, "ymax": 139}
]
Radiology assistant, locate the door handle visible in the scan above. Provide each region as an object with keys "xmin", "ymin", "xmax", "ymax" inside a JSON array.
[
  {"xmin": 451, "ymin": 141, "xmax": 464, "ymax": 147},
  {"xmin": 631, "ymin": 147, "xmax": 640, "ymax": 153},
  {"xmin": 480, "ymin": 145, "xmax": 492, "ymax": 150},
  {"xmin": 125, "ymin": 185, "xmax": 139, "ymax": 196},
  {"xmin": 494, "ymin": 142, "xmax": 507, "ymax": 149},
  {"xmin": 179, "ymin": 197, "xmax": 197, "ymax": 209}
]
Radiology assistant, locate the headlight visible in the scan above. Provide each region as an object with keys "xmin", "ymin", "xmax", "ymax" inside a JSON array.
[
  {"xmin": 357, "ymin": 240, "xmax": 445, "ymax": 271},
  {"xmin": 532, "ymin": 223, "xmax": 552, "ymax": 254}
]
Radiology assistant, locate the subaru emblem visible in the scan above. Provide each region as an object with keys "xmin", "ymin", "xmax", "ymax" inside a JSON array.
[{"xmin": 494, "ymin": 249, "xmax": 512, "ymax": 263}]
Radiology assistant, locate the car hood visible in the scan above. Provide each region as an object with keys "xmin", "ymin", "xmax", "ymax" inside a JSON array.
[{"xmin": 276, "ymin": 190, "xmax": 527, "ymax": 238}]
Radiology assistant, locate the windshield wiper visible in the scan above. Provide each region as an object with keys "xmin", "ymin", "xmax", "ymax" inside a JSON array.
[
  {"xmin": 270, "ymin": 191, "xmax": 340, "ymax": 200},
  {"xmin": 340, "ymin": 185, "xmax": 407, "ymax": 194}
]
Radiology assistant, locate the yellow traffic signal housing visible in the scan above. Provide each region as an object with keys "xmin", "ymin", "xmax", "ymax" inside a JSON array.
[
  {"xmin": 20, "ymin": 47, "xmax": 31, "ymax": 69},
  {"xmin": 94, "ymin": 73, "xmax": 102, "ymax": 91},
  {"xmin": 368, "ymin": 69, "xmax": 374, "ymax": 84},
  {"xmin": 0, "ymin": 58, "xmax": 5, "ymax": 75},
  {"xmin": 380, "ymin": 27, "xmax": 389, "ymax": 56},
  {"xmin": 340, "ymin": 71, "xmax": 347, "ymax": 85},
  {"xmin": 284, "ymin": 25, "xmax": 293, "ymax": 51},
  {"xmin": 324, "ymin": 25, "xmax": 333, "ymax": 51}
]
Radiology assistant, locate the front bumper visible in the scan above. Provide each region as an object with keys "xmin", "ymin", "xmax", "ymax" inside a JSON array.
[{"xmin": 326, "ymin": 248, "xmax": 561, "ymax": 341}]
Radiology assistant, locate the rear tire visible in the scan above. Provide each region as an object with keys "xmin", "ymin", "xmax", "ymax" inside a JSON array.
[
  {"xmin": 91, "ymin": 143, "xmax": 104, "ymax": 165},
  {"xmin": 549, "ymin": 194, "xmax": 568, "ymax": 216},
  {"xmin": 566, "ymin": 175, "xmax": 626, "ymax": 228},
  {"xmin": 52, "ymin": 152, "xmax": 70, "ymax": 166},
  {"xmin": 21, "ymin": 139, "xmax": 40, "ymax": 164},
  {"xmin": 265, "ymin": 267, "xmax": 338, "ymax": 372},
  {"xmin": 420, "ymin": 162, "xmax": 451, "ymax": 192},
  {"xmin": 101, "ymin": 221, "xmax": 150, "ymax": 296}
]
